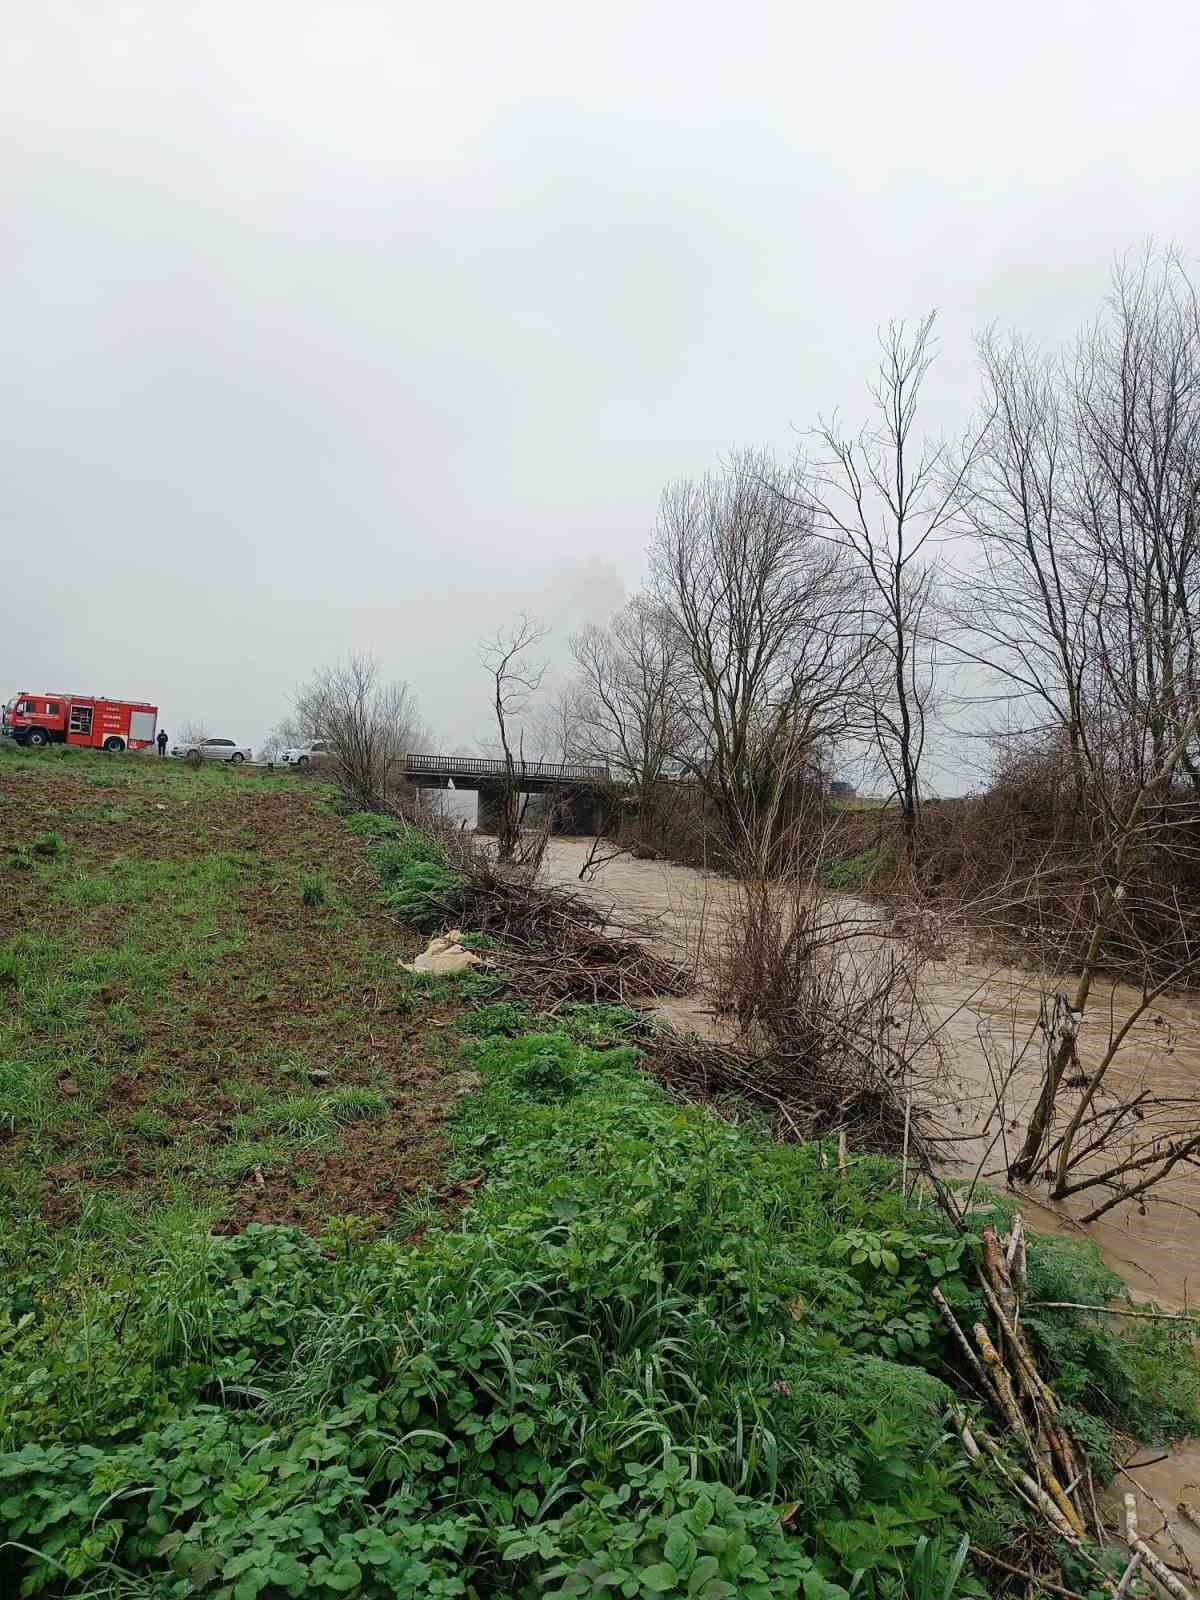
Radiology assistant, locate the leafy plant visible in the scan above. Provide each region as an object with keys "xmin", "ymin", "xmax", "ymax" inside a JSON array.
[
  {"xmin": 372, "ymin": 829, "xmax": 464, "ymax": 931},
  {"xmin": 466, "ymin": 1000, "xmax": 536, "ymax": 1038},
  {"xmin": 498, "ymin": 1459, "xmax": 850, "ymax": 1599}
]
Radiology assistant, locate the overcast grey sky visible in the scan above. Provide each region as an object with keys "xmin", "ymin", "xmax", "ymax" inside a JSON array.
[{"xmin": 5, "ymin": 1, "xmax": 1198, "ymax": 780}]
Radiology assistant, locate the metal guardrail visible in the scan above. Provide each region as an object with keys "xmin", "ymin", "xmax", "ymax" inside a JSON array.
[{"xmin": 403, "ymin": 753, "xmax": 608, "ymax": 783}]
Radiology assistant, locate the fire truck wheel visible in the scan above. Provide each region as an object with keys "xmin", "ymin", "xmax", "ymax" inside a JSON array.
[
  {"xmin": 26, "ymin": 729, "xmax": 49, "ymax": 747},
  {"xmin": 102, "ymin": 738, "xmax": 125, "ymax": 753}
]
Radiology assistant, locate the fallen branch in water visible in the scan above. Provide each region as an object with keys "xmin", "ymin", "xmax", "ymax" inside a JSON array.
[
  {"xmin": 1029, "ymin": 1303, "xmax": 1200, "ymax": 1323},
  {"xmin": 1124, "ymin": 1489, "xmax": 1197, "ymax": 1600},
  {"xmin": 433, "ymin": 828, "xmax": 693, "ymax": 1004},
  {"xmin": 939, "ymin": 1208, "xmax": 1200, "ymax": 1599}
]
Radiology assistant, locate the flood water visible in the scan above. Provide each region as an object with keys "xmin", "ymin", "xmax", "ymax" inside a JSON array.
[{"xmin": 541, "ymin": 839, "xmax": 1200, "ymax": 1308}]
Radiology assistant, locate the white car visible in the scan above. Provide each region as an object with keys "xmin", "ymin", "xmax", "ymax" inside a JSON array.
[
  {"xmin": 280, "ymin": 739, "xmax": 330, "ymax": 768},
  {"xmin": 172, "ymin": 736, "xmax": 252, "ymax": 764}
]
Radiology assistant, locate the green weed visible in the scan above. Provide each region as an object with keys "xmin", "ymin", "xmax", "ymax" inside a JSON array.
[
  {"xmin": 324, "ymin": 1085, "xmax": 388, "ymax": 1123},
  {"xmin": 301, "ymin": 871, "xmax": 330, "ymax": 907},
  {"xmin": 821, "ymin": 845, "xmax": 885, "ymax": 890},
  {"xmin": 371, "ymin": 827, "xmax": 463, "ymax": 931},
  {"xmin": 465, "ymin": 999, "xmax": 536, "ymax": 1037},
  {"xmin": 128, "ymin": 1109, "xmax": 172, "ymax": 1144},
  {"xmin": 343, "ymin": 810, "xmax": 405, "ymax": 837},
  {"xmin": 257, "ymin": 1094, "xmax": 334, "ymax": 1142}
]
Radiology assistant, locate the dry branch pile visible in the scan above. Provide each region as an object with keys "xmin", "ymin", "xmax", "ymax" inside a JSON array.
[
  {"xmin": 649, "ymin": 1029, "xmax": 932, "ymax": 1161},
  {"xmin": 441, "ymin": 830, "xmax": 691, "ymax": 1005},
  {"xmin": 939, "ymin": 1213, "xmax": 1197, "ymax": 1600}
]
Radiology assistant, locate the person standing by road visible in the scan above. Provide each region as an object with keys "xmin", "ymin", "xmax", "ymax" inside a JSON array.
[{"xmin": 156, "ymin": 728, "xmax": 168, "ymax": 757}]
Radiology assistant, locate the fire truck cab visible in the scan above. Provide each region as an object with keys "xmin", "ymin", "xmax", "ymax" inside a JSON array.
[{"xmin": 2, "ymin": 692, "xmax": 159, "ymax": 753}]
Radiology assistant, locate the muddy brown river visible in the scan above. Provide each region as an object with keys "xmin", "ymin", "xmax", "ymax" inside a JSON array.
[
  {"xmin": 542, "ymin": 838, "xmax": 1200, "ymax": 1307},
  {"xmin": 541, "ymin": 838, "xmax": 1200, "ymax": 1552}
]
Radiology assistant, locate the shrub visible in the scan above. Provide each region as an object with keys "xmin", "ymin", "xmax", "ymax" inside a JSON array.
[{"xmin": 820, "ymin": 845, "xmax": 883, "ymax": 891}]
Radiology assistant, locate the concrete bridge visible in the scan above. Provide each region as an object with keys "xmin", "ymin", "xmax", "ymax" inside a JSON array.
[{"xmin": 403, "ymin": 753, "xmax": 609, "ymax": 834}]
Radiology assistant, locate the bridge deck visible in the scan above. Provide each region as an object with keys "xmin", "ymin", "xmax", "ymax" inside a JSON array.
[{"xmin": 403, "ymin": 753, "xmax": 608, "ymax": 789}]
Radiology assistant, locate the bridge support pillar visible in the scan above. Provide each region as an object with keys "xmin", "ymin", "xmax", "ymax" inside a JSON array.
[
  {"xmin": 475, "ymin": 785, "xmax": 599, "ymax": 837},
  {"xmin": 476, "ymin": 783, "xmax": 505, "ymax": 835},
  {"xmin": 553, "ymin": 788, "xmax": 597, "ymax": 836}
]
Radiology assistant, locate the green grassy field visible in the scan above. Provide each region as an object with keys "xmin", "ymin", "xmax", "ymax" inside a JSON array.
[
  {"xmin": 0, "ymin": 745, "xmax": 454, "ymax": 1245},
  {"xmin": 2, "ymin": 746, "xmax": 1198, "ymax": 1600}
]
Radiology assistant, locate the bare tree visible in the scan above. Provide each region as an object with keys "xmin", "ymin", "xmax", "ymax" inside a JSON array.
[
  {"xmin": 952, "ymin": 328, "xmax": 1098, "ymax": 810},
  {"xmin": 292, "ymin": 653, "xmax": 428, "ymax": 805},
  {"xmin": 954, "ymin": 248, "xmax": 1200, "ymax": 1211},
  {"xmin": 1073, "ymin": 245, "xmax": 1200, "ymax": 793},
  {"xmin": 808, "ymin": 313, "xmax": 969, "ymax": 850},
  {"xmin": 176, "ymin": 720, "xmax": 210, "ymax": 749},
  {"xmin": 564, "ymin": 597, "xmax": 691, "ymax": 840},
  {"xmin": 480, "ymin": 613, "xmax": 550, "ymax": 862},
  {"xmin": 259, "ymin": 716, "xmax": 310, "ymax": 765},
  {"xmin": 957, "ymin": 248, "xmax": 1200, "ymax": 812},
  {"xmin": 650, "ymin": 448, "xmax": 875, "ymax": 866}
]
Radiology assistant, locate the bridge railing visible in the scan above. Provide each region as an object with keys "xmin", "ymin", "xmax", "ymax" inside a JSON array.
[{"xmin": 404, "ymin": 753, "xmax": 609, "ymax": 783}]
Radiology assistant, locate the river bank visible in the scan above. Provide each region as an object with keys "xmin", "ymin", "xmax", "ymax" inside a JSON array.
[{"xmin": 539, "ymin": 835, "xmax": 1200, "ymax": 1568}]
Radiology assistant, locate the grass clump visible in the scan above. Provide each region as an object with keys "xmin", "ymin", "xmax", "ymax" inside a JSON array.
[
  {"xmin": 31, "ymin": 831, "xmax": 65, "ymax": 859},
  {"xmin": 301, "ymin": 871, "xmax": 330, "ymax": 907},
  {"xmin": 212, "ymin": 1139, "xmax": 285, "ymax": 1180},
  {"xmin": 128, "ymin": 1109, "xmax": 172, "ymax": 1144},
  {"xmin": 372, "ymin": 826, "xmax": 464, "ymax": 931},
  {"xmin": 325, "ymin": 1085, "xmax": 388, "ymax": 1123},
  {"xmin": 257, "ymin": 1094, "xmax": 334, "ymax": 1142}
]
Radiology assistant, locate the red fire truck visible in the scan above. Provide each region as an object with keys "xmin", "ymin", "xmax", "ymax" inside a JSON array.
[{"xmin": 2, "ymin": 691, "xmax": 159, "ymax": 752}]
